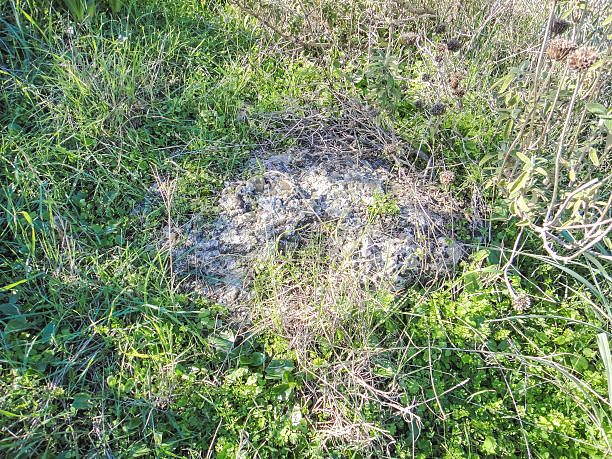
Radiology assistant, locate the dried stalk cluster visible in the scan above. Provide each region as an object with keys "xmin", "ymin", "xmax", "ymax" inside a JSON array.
[
  {"xmin": 546, "ymin": 38, "xmax": 577, "ymax": 61},
  {"xmin": 440, "ymin": 170, "xmax": 455, "ymax": 186},
  {"xmin": 546, "ymin": 39, "xmax": 600, "ymax": 71},
  {"xmin": 568, "ymin": 46, "xmax": 600, "ymax": 70},
  {"xmin": 445, "ymin": 39, "xmax": 462, "ymax": 52},
  {"xmin": 400, "ymin": 32, "xmax": 418, "ymax": 46},
  {"xmin": 551, "ymin": 17, "xmax": 571, "ymax": 36},
  {"xmin": 449, "ymin": 72, "xmax": 465, "ymax": 97},
  {"xmin": 430, "ymin": 103, "xmax": 447, "ymax": 116}
]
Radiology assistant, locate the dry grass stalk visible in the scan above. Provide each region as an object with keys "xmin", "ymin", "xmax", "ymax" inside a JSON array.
[{"xmin": 151, "ymin": 165, "xmax": 179, "ymax": 291}]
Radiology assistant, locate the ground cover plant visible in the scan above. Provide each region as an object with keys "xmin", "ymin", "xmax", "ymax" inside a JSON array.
[{"xmin": 1, "ymin": 0, "xmax": 611, "ymax": 457}]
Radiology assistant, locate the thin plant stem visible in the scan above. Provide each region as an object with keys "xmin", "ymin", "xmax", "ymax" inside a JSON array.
[{"xmin": 545, "ymin": 73, "xmax": 582, "ymax": 224}]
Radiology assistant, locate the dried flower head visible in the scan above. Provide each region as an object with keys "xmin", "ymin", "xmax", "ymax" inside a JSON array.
[
  {"xmin": 568, "ymin": 46, "xmax": 600, "ymax": 70},
  {"xmin": 440, "ymin": 170, "xmax": 455, "ymax": 185},
  {"xmin": 415, "ymin": 99, "xmax": 425, "ymax": 109},
  {"xmin": 551, "ymin": 18, "xmax": 571, "ymax": 36},
  {"xmin": 449, "ymin": 72, "xmax": 464, "ymax": 89},
  {"xmin": 446, "ymin": 39, "xmax": 462, "ymax": 52},
  {"xmin": 453, "ymin": 87, "xmax": 465, "ymax": 98},
  {"xmin": 431, "ymin": 103, "xmax": 447, "ymax": 116},
  {"xmin": 546, "ymin": 38, "xmax": 577, "ymax": 61},
  {"xmin": 512, "ymin": 295, "xmax": 531, "ymax": 312},
  {"xmin": 437, "ymin": 43, "xmax": 448, "ymax": 54},
  {"xmin": 382, "ymin": 143, "xmax": 397, "ymax": 157},
  {"xmin": 434, "ymin": 23, "xmax": 447, "ymax": 34},
  {"xmin": 400, "ymin": 32, "xmax": 418, "ymax": 46}
]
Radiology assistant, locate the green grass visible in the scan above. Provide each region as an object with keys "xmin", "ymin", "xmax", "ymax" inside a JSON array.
[{"xmin": 1, "ymin": 0, "xmax": 611, "ymax": 457}]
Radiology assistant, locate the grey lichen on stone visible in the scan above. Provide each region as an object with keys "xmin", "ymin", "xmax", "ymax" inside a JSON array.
[{"xmin": 176, "ymin": 149, "xmax": 465, "ymax": 305}]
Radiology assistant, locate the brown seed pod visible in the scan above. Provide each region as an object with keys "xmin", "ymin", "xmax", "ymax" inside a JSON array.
[
  {"xmin": 453, "ymin": 87, "xmax": 465, "ymax": 98},
  {"xmin": 568, "ymin": 46, "xmax": 600, "ymax": 70},
  {"xmin": 400, "ymin": 32, "xmax": 418, "ymax": 46},
  {"xmin": 431, "ymin": 103, "xmax": 447, "ymax": 116},
  {"xmin": 382, "ymin": 143, "xmax": 397, "ymax": 157},
  {"xmin": 434, "ymin": 23, "xmax": 447, "ymax": 34},
  {"xmin": 551, "ymin": 18, "xmax": 571, "ymax": 36},
  {"xmin": 449, "ymin": 72, "xmax": 464, "ymax": 89},
  {"xmin": 546, "ymin": 38, "xmax": 577, "ymax": 61},
  {"xmin": 440, "ymin": 170, "xmax": 455, "ymax": 185},
  {"xmin": 446, "ymin": 39, "xmax": 462, "ymax": 52}
]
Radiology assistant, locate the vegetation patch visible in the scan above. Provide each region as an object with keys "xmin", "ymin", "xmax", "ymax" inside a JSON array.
[
  {"xmin": 0, "ymin": 0, "xmax": 611, "ymax": 457},
  {"xmin": 174, "ymin": 109, "xmax": 469, "ymax": 306}
]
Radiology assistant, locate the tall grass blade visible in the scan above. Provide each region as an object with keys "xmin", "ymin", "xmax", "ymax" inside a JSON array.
[{"xmin": 597, "ymin": 333, "xmax": 612, "ymax": 408}]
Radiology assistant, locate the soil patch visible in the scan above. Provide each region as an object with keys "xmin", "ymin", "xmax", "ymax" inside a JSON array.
[{"xmin": 175, "ymin": 148, "xmax": 466, "ymax": 305}]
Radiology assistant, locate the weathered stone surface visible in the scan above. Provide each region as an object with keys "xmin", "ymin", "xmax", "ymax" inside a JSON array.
[{"xmin": 176, "ymin": 149, "xmax": 464, "ymax": 304}]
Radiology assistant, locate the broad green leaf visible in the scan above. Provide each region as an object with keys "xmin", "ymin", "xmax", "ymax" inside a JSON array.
[
  {"xmin": 483, "ymin": 436, "xmax": 498, "ymax": 454},
  {"xmin": 265, "ymin": 359, "xmax": 294, "ymax": 379},
  {"xmin": 0, "ymin": 303, "xmax": 20, "ymax": 316},
  {"xmin": 109, "ymin": 0, "xmax": 123, "ymax": 13},
  {"xmin": 271, "ymin": 383, "xmax": 293, "ymax": 401},
  {"xmin": 72, "ymin": 394, "xmax": 91, "ymax": 410},
  {"xmin": 516, "ymin": 195, "xmax": 529, "ymax": 213},
  {"xmin": 0, "ymin": 273, "xmax": 42, "ymax": 291},
  {"xmin": 7, "ymin": 123, "xmax": 22, "ymax": 133},
  {"xmin": 508, "ymin": 171, "xmax": 529, "ymax": 197},
  {"xmin": 589, "ymin": 148, "xmax": 600, "ymax": 166},
  {"xmin": 239, "ymin": 352, "xmax": 265, "ymax": 366},
  {"xmin": 4, "ymin": 317, "xmax": 29, "ymax": 334},
  {"xmin": 478, "ymin": 154, "xmax": 496, "ymax": 168},
  {"xmin": 586, "ymin": 103, "xmax": 607, "ymax": 115},
  {"xmin": 491, "ymin": 74, "xmax": 513, "ymax": 93},
  {"xmin": 41, "ymin": 323, "xmax": 56, "ymax": 344},
  {"xmin": 209, "ymin": 332, "xmax": 234, "ymax": 353},
  {"xmin": 472, "ymin": 249, "xmax": 490, "ymax": 262},
  {"xmin": 515, "ymin": 151, "xmax": 530, "ymax": 164}
]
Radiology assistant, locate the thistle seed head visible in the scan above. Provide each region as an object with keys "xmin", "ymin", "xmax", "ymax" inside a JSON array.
[
  {"xmin": 446, "ymin": 39, "xmax": 462, "ymax": 52},
  {"xmin": 434, "ymin": 23, "xmax": 447, "ymax": 34},
  {"xmin": 449, "ymin": 72, "xmax": 464, "ymax": 89},
  {"xmin": 512, "ymin": 295, "xmax": 531, "ymax": 312},
  {"xmin": 440, "ymin": 170, "xmax": 455, "ymax": 185},
  {"xmin": 568, "ymin": 46, "xmax": 600, "ymax": 70},
  {"xmin": 431, "ymin": 103, "xmax": 447, "ymax": 116},
  {"xmin": 382, "ymin": 143, "xmax": 397, "ymax": 157},
  {"xmin": 551, "ymin": 18, "xmax": 571, "ymax": 36},
  {"xmin": 400, "ymin": 32, "xmax": 418, "ymax": 46},
  {"xmin": 437, "ymin": 43, "xmax": 448, "ymax": 53},
  {"xmin": 546, "ymin": 38, "xmax": 577, "ymax": 61}
]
